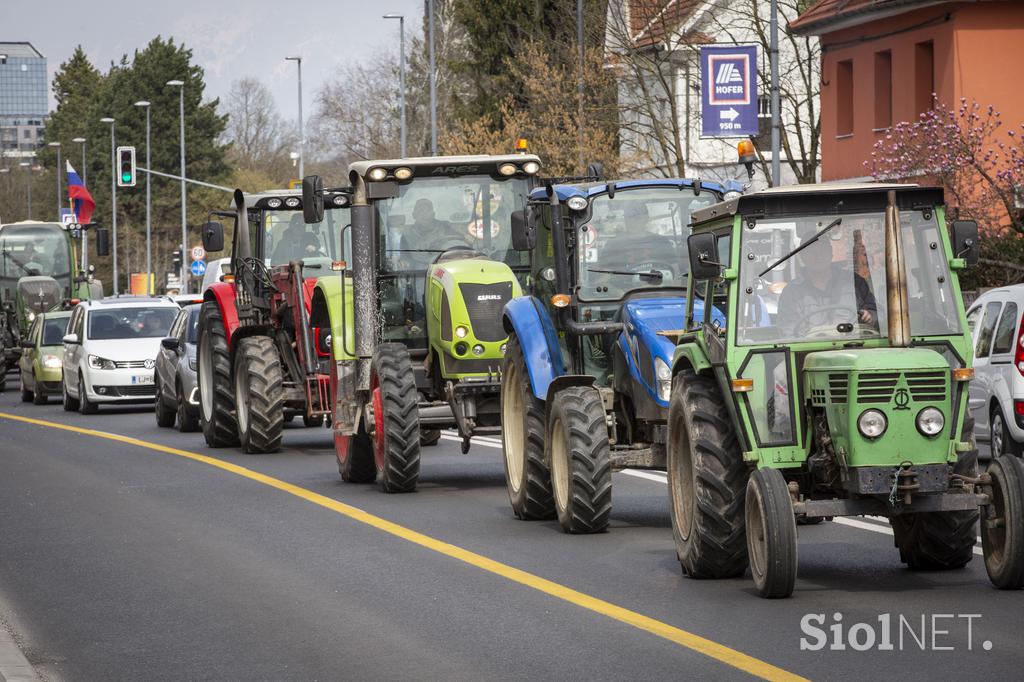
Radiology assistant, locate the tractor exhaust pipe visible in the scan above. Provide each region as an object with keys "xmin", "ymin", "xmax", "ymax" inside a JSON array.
[
  {"xmin": 884, "ymin": 190, "xmax": 911, "ymax": 347},
  {"xmin": 350, "ymin": 176, "xmax": 376, "ymax": 391}
]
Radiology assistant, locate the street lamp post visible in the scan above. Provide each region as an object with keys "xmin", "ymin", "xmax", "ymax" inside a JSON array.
[
  {"xmin": 428, "ymin": 0, "xmax": 437, "ymax": 155},
  {"xmin": 770, "ymin": 0, "xmax": 781, "ymax": 187},
  {"xmin": 72, "ymin": 137, "xmax": 86, "ymax": 185},
  {"xmin": 285, "ymin": 57, "xmax": 304, "ymax": 178},
  {"xmin": 18, "ymin": 162, "xmax": 32, "ymax": 220},
  {"xmin": 383, "ymin": 14, "xmax": 406, "ymax": 157},
  {"xmin": 135, "ymin": 100, "xmax": 152, "ymax": 295},
  {"xmin": 100, "ymin": 117, "xmax": 118, "ymax": 294},
  {"xmin": 166, "ymin": 80, "xmax": 188, "ymax": 294},
  {"xmin": 47, "ymin": 141, "xmax": 62, "ymax": 221}
]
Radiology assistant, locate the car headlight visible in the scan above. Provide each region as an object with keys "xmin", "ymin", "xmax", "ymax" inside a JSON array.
[
  {"xmin": 455, "ymin": 325, "xmax": 469, "ymax": 339},
  {"xmin": 916, "ymin": 407, "xmax": 944, "ymax": 437},
  {"xmin": 88, "ymin": 354, "xmax": 116, "ymax": 370},
  {"xmin": 188, "ymin": 356, "xmax": 198, "ymax": 371},
  {"xmin": 858, "ymin": 409, "xmax": 887, "ymax": 439},
  {"xmin": 42, "ymin": 354, "xmax": 62, "ymax": 369},
  {"xmin": 27, "ymin": 311, "xmax": 36, "ymax": 322},
  {"xmin": 566, "ymin": 196, "xmax": 587, "ymax": 211},
  {"xmin": 655, "ymin": 357, "xmax": 672, "ymax": 402}
]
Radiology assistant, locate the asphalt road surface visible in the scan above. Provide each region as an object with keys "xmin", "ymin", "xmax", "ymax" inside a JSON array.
[{"xmin": 0, "ymin": 388, "xmax": 1019, "ymax": 681}]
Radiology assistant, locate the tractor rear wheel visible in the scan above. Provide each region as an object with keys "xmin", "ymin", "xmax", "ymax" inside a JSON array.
[
  {"xmin": 891, "ymin": 412, "xmax": 979, "ymax": 570},
  {"xmin": 234, "ymin": 336, "xmax": 285, "ymax": 454},
  {"xmin": 546, "ymin": 385, "xmax": 612, "ymax": 533},
  {"xmin": 154, "ymin": 375, "xmax": 176, "ymax": 427},
  {"xmin": 982, "ymin": 455, "xmax": 1024, "ymax": 589},
  {"xmin": 198, "ymin": 301, "xmax": 239, "ymax": 447},
  {"xmin": 668, "ymin": 372, "xmax": 749, "ymax": 578},
  {"xmin": 500, "ymin": 334, "xmax": 555, "ymax": 520},
  {"xmin": 370, "ymin": 343, "xmax": 421, "ymax": 493},
  {"xmin": 746, "ymin": 467, "xmax": 798, "ymax": 598}
]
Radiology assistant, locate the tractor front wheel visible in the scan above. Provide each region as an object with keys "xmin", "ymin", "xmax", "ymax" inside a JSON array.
[
  {"xmin": 745, "ymin": 467, "xmax": 798, "ymax": 598},
  {"xmin": 546, "ymin": 385, "xmax": 612, "ymax": 533},
  {"xmin": 233, "ymin": 336, "xmax": 285, "ymax": 454},
  {"xmin": 982, "ymin": 455, "xmax": 1024, "ymax": 589},
  {"xmin": 667, "ymin": 372, "xmax": 749, "ymax": 578},
  {"xmin": 500, "ymin": 334, "xmax": 554, "ymax": 520},
  {"xmin": 198, "ymin": 301, "xmax": 239, "ymax": 447},
  {"xmin": 370, "ymin": 344, "xmax": 421, "ymax": 493}
]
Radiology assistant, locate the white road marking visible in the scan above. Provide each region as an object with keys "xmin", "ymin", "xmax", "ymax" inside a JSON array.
[{"xmin": 621, "ymin": 469, "xmax": 669, "ymax": 483}]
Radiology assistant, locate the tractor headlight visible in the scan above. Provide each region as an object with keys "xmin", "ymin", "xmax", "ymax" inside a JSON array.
[
  {"xmin": 916, "ymin": 407, "xmax": 944, "ymax": 437},
  {"xmin": 88, "ymin": 354, "xmax": 116, "ymax": 370},
  {"xmin": 472, "ymin": 344, "xmax": 485, "ymax": 356},
  {"xmin": 454, "ymin": 342, "xmax": 468, "ymax": 356},
  {"xmin": 857, "ymin": 409, "xmax": 888, "ymax": 439},
  {"xmin": 724, "ymin": 190, "xmax": 742, "ymax": 201},
  {"xmin": 455, "ymin": 325, "xmax": 468, "ymax": 339},
  {"xmin": 498, "ymin": 163, "xmax": 517, "ymax": 176},
  {"xmin": 655, "ymin": 357, "xmax": 672, "ymax": 402},
  {"xmin": 368, "ymin": 167, "xmax": 388, "ymax": 181},
  {"xmin": 42, "ymin": 354, "xmax": 62, "ymax": 369},
  {"xmin": 522, "ymin": 161, "xmax": 540, "ymax": 175},
  {"xmin": 285, "ymin": 197, "xmax": 300, "ymax": 208},
  {"xmin": 393, "ymin": 167, "xmax": 413, "ymax": 180},
  {"xmin": 566, "ymin": 196, "xmax": 587, "ymax": 211},
  {"xmin": 267, "ymin": 197, "xmax": 283, "ymax": 208}
]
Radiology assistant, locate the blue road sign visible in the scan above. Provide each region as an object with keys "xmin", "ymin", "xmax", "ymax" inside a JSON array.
[
  {"xmin": 700, "ymin": 45, "xmax": 759, "ymax": 138},
  {"xmin": 190, "ymin": 260, "xmax": 207, "ymax": 277}
]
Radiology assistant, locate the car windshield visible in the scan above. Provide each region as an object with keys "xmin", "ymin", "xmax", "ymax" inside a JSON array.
[
  {"xmin": 737, "ymin": 210, "xmax": 960, "ymax": 345},
  {"xmin": 0, "ymin": 225, "xmax": 72, "ymax": 297},
  {"xmin": 87, "ymin": 307, "xmax": 177, "ymax": 340},
  {"xmin": 42, "ymin": 316, "xmax": 70, "ymax": 345},
  {"xmin": 186, "ymin": 307, "xmax": 200, "ymax": 344},
  {"xmin": 577, "ymin": 188, "xmax": 716, "ymax": 301},
  {"xmin": 262, "ymin": 207, "xmax": 349, "ymax": 270}
]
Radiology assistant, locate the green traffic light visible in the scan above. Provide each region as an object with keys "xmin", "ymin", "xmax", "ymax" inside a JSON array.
[{"xmin": 122, "ymin": 172, "xmax": 132, "ymax": 182}]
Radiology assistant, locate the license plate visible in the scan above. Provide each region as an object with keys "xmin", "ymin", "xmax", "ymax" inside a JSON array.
[{"xmin": 132, "ymin": 375, "xmax": 154, "ymax": 385}]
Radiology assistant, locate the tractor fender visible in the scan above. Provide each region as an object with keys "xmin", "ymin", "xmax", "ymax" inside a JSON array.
[
  {"xmin": 204, "ymin": 281, "xmax": 240, "ymax": 347},
  {"xmin": 310, "ymin": 276, "xmax": 356, "ymax": 361},
  {"xmin": 672, "ymin": 342, "xmax": 712, "ymax": 377},
  {"xmin": 503, "ymin": 296, "xmax": 565, "ymax": 401},
  {"xmin": 544, "ymin": 374, "xmax": 597, "ymax": 422}
]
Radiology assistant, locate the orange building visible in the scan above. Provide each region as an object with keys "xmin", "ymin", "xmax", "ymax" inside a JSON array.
[{"xmin": 790, "ymin": 0, "xmax": 1024, "ymax": 182}]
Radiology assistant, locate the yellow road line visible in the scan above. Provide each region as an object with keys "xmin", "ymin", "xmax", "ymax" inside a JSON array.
[{"xmin": 0, "ymin": 411, "xmax": 807, "ymax": 682}]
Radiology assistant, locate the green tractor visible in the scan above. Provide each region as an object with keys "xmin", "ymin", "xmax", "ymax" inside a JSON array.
[
  {"xmin": 303, "ymin": 152, "xmax": 541, "ymax": 492},
  {"xmin": 668, "ymin": 183, "xmax": 1024, "ymax": 598}
]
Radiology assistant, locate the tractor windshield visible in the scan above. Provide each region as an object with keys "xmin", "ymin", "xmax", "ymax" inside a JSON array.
[
  {"xmin": 0, "ymin": 224, "xmax": 73, "ymax": 302},
  {"xmin": 576, "ymin": 188, "xmax": 716, "ymax": 301},
  {"xmin": 737, "ymin": 210, "xmax": 960, "ymax": 345},
  {"xmin": 261, "ymin": 207, "xmax": 349, "ymax": 271}
]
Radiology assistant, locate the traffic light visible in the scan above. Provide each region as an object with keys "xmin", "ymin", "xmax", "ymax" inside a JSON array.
[
  {"xmin": 116, "ymin": 145, "xmax": 137, "ymax": 187},
  {"xmin": 171, "ymin": 248, "xmax": 182, "ymax": 271}
]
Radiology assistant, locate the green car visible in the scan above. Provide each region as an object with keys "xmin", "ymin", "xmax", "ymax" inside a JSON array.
[{"xmin": 18, "ymin": 310, "xmax": 71, "ymax": 405}]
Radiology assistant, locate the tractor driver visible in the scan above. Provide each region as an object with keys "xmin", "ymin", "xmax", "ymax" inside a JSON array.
[
  {"xmin": 776, "ymin": 225, "xmax": 878, "ymax": 336},
  {"xmin": 600, "ymin": 202, "xmax": 678, "ymax": 276},
  {"xmin": 271, "ymin": 213, "xmax": 310, "ymax": 264},
  {"xmin": 398, "ymin": 199, "xmax": 469, "ymax": 269}
]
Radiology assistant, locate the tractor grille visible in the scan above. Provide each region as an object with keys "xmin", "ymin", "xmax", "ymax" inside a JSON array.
[
  {"xmin": 855, "ymin": 371, "xmax": 947, "ymax": 404},
  {"xmin": 856, "ymin": 373, "xmax": 900, "ymax": 404},
  {"xmin": 828, "ymin": 373, "xmax": 848, "ymax": 404},
  {"xmin": 906, "ymin": 370, "xmax": 947, "ymax": 402},
  {"xmin": 459, "ymin": 282, "xmax": 513, "ymax": 342}
]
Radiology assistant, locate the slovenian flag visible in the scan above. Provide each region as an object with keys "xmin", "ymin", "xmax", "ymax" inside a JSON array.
[{"xmin": 66, "ymin": 161, "xmax": 95, "ymax": 224}]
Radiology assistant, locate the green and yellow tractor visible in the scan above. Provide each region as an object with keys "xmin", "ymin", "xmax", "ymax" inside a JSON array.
[
  {"xmin": 303, "ymin": 152, "xmax": 541, "ymax": 492},
  {"xmin": 668, "ymin": 183, "xmax": 1024, "ymax": 598}
]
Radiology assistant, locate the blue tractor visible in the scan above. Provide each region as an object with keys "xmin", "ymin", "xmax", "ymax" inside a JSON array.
[{"xmin": 500, "ymin": 178, "xmax": 739, "ymax": 533}]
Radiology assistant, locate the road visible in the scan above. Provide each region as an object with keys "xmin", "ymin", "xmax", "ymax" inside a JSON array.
[{"xmin": 0, "ymin": 390, "xmax": 1019, "ymax": 681}]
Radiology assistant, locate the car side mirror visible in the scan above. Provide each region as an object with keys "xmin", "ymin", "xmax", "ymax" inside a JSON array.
[
  {"xmin": 161, "ymin": 337, "xmax": 180, "ymax": 351},
  {"xmin": 20, "ymin": 339, "xmax": 34, "ymax": 349},
  {"xmin": 688, "ymin": 232, "xmax": 722, "ymax": 279},
  {"xmin": 63, "ymin": 333, "xmax": 79, "ymax": 345},
  {"xmin": 95, "ymin": 228, "xmax": 110, "ymax": 257},
  {"xmin": 952, "ymin": 220, "xmax": 979, "ymax": 266},
  {"xmin": 510, "ymin": 209, "xmax": 535, "ymax": 251},
  {"xmin": 302, "ymin": 175, "xmax": 324, "ymax": 224},
  {"xmin": 201, "ymin": 221, "xmax": 224, "ymax": 252}
]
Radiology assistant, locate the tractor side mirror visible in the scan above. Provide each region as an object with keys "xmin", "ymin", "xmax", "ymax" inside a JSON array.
[
  {"xmin": 201, "ymin": 221, "xmax": 224, "ymax": 252},
  {"xmin": 952, "ymin": 220, "xmax": 979, "ymax": 266},
  {"xmin": 688, "ymin": 232, "xmax": 721, "ymax": 279},
  {"xmin": 95, "ymin": 228, "xmax": 110, "ymax": 257},
  {"xmin": 161, "ymin": 337, "xmax": 180, "ymax": 351},
  {"xmin": 510, "ymin": 209, "xmax": 535, "ymax": 251},
  {"xmin": 302, "ymin": 175, "xmax": 324, "ymax": 224}
]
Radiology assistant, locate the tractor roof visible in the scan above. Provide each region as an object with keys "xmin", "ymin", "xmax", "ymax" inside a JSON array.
[
  {"xmin": 232, "ymin": 188, "xmax": 303, "ymax": 212},
  {"xmin": 349, "ymin": 153, "xmax": 541, "ymax": 181},
  {"xmin": 690, "ymin": 182, "xmax": 945, "ymax": 227},
  {"xmin": 529, "ymin": 178, "xmax": 736, "ymax": 202}
]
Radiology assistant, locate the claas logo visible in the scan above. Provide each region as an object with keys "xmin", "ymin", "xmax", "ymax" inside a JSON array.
[{"xmin": 117, "ymin": 146, "xmax": 137, "ymax": 187}]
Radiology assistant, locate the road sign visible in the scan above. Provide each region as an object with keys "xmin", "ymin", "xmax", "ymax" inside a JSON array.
[
  {"xmin": 191, "ymin": 260, "xmax": 207, "ymax": 277},
  {"xmin": 700, "ymin": 45, "xmax": 759, "ymax": 138},
  {"xmin": 191, "ymin": 246, "xmax": 206, "ymax": 261}
]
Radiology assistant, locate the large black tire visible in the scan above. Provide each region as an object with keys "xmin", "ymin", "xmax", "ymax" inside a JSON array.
[
  {"xmin": 500, "ymin": 333, "xmax": 555, "ymax": 520},
  {"xmin": 546, "ymin": 385, "xmax": 612, "ymax": 534},
  {"xmin": 746, "ymin": 467, "xmax": 798, "ymax": 598},
  {"xmin": 303, "ymin": 413, "xmax": 325, "ymax": 428},
  {"xmin": 667, "ymin": 372, "xmax": 749, "ymax": 578},
  {"xmin": 78, "ymin": 372, "xmax": 98, "ymax": 414},
  {"xmin": 176, "ymin": 379, "xmax": 200, "ymax": 432},
  {"xmin": 19, "ymin": 372, "xmax": 32, "ymax": 403},
  {"xmin": 891, "ymin": 411, "xmax": 979, "ymax": 570},
  {"xmin": 420, "ymin": 429, "xmax": 441, "ymax": 447},
  {"xmin": 233, "ymin": 336, "xmax": 285, "ymax": 454},
  {"xmin": 62, "ymin": 376, "xmax": 78, "ymax": 412},
  {"xmin": 371, "ymin": 343, "xmax": 421, "ymax": 493},
  {"xmin": 154, "ymin": 375, "xmax": 177, "ymax": 427},
  {"xmin": 198, "ymin": 301, "xmax": 238, "ymax": 447},
  {"xmin": 338, "ymin": 422, "xmax": 376, "ymax": 483},
  {"xmin": 982, "ymin": 455, "xmax": 1024, "ymax": 589}
]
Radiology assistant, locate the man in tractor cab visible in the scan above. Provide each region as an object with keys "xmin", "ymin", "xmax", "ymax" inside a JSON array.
[
  {"xmin": 776, "ymin": 223, "xmax": 878, "ymax": 336},
  {"xmin": 271, "ymin": 214, "xmax": 310, "ymax": 265},
  {"xmin": 399, "ymin": 198, "xmax": 470, "ymax": 269},
  {"xmin": 600, "ymin": 201, "xmax": 678, "ymax": 275}
]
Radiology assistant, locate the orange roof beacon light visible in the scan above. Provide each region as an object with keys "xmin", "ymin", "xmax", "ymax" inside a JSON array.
[
  {"xmin": 738, "ymin": 139, "xmax": 757, "ymax": 179},
  {"xmin": 515, "ymin": 138, "xmax": 529, "ymax": 154}
]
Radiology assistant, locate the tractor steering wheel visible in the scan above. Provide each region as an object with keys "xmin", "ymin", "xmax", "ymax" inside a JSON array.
[{"xmin": 793, "ymin": 304, "xmax": 868, "ymax": 338}]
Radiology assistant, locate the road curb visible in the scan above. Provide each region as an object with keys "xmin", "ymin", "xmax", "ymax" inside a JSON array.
[{"xmin": 0, "ymin": 611, "xmax": 41, "ymax": 682}]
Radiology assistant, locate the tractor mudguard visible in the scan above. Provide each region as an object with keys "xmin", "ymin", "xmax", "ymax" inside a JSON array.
[
  {"xmin": 503, "ymin": 296, "xmax": 566, "ymax": 401},
  {"xmin": 544, "ymin": 374, "xmax": 597, "ymax": 421},
  {"xmin": 204, "ymin": 281, "xmax": 239, "ymax": 346},
  {"xmin": 672, "ymin": 341, "xmax": 712, "ymax": 377},
  {"xmin": 310, "ymin": 276, "xmax": 356, "ymax": 362}
]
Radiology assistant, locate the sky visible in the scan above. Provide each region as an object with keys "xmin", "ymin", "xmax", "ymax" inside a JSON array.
[{"xmin": 9, "ymin": 0, "xmax": 425, "ymax": 122}]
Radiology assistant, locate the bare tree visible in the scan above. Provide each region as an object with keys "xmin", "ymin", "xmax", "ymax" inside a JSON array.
[{"xmin": 222, "ymin": 77, "xmax": 294, "ymax": 178}]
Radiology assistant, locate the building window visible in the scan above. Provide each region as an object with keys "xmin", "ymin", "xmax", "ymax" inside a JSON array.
[
  {"xmin": 758, "ymin": 95, "xmax": 771, "ymax": 118},
  {"xmin": 836, "ymin": 59, "xmax": 853, "ymax": 136},
  {"xmin": 874, "ymin": 50, "xmax": 892, "ymax": 129},
  {"xmin": 915, "ymin": 41, "xmax": 935, "ymax": 114}
]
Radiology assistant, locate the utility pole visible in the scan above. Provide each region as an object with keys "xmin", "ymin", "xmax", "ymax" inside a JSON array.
[
  {"xmin": 135, "ymin": 100, "xmax": 152, "ymax": 295},
  {"xmin": 72, "ymin": 137, "xmax": 86, "ymax": 185},
  {"xmin": 428, "ymin": 0, "xmax": 437, "ymax": 155},
  {"xmin": 47, "ymin": 141, "xmax": 62, "ymax": 220},
  {"xmin": 383, "ymin": 14, "xmax": 407, "ymax": 157},
  {"xmin": 167, "ymin": 80, "xmax": 188, "ymax": 294},
  {"xmin": 577, "ymin": 0, "xmax": 585, "ymax": 172},
  {"xmin": 770, "ymin": 0, "xmax": 781, "ymax": 187},
  {"xmin": 285, "ymin": 57, "xmax": 304, "ymax": 178},
  {"xmin": 100, "ymin": 117, "xmax": 118, "ymax": 294}
]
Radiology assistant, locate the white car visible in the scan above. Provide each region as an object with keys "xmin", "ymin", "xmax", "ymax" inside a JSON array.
[
  {"xmin": 966, "ymin": 284, "xmax": 1024, "ymax": 457},
  {"xmin": 61, "ymin": 297, "xmax": 179, "ymax": 414}
]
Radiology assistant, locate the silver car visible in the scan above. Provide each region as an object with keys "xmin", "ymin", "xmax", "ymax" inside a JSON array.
[{"xmin": 154, "ymin": 303, "xmax": 200, "ymax": 431}]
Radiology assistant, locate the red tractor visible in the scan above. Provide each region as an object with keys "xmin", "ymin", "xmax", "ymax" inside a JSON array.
[{"xmin": 197, "ymin": 187, "xmax": 352, "ymax": 453}]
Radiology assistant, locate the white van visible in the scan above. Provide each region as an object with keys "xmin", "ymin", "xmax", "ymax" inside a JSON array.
[{"xmin": 200, "ymin": 258, "xmax": 230, "ymax": 292}]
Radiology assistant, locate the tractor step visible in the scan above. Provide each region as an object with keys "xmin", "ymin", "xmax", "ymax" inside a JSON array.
[{"xmin": 793, "ymin": 492, "xmax": 989, "ymax": 518}]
